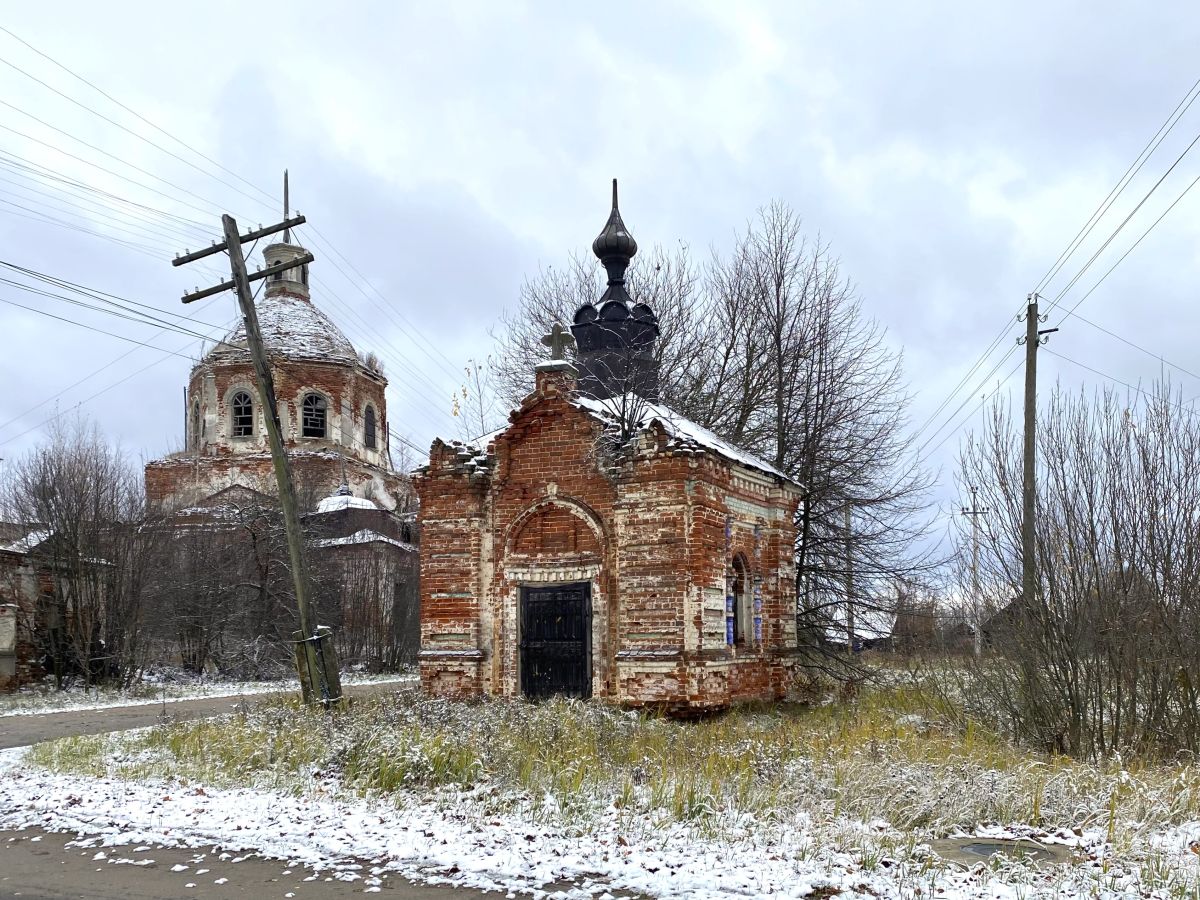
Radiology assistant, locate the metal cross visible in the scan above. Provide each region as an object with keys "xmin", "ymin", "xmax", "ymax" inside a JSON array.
[{"xmin": 540, "ymin": 322, "xmax": 576, "ymax": 360}]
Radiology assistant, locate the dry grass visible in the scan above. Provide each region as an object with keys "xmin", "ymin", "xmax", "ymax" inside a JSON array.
[{"xmin": 28, "ymin": 683, "xmax": 1200, "ymax": 897}]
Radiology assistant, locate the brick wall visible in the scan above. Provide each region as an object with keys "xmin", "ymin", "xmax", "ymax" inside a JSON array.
[{"xmin": 147, "ymin": 351, "xmax": 398, "ymax": 513}]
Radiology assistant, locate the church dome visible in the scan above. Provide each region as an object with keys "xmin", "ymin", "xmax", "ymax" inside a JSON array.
[
  {"xmin": 203, "ymin": 240, "xmax": 357, "ymax": 366},
  {"xmin": 205, "ymin": 291, "xmax": 357, "ymax": 366}
]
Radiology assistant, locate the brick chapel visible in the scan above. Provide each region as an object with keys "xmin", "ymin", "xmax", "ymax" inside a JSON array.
[{"xmin": 417, "ymin": 184, "xmax": 804, "ymax": 712}]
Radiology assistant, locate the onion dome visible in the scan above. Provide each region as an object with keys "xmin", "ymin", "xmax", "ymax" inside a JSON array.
[{"xmin": 592, "ymin": 178, "xmax": 638, "ymax": 281}]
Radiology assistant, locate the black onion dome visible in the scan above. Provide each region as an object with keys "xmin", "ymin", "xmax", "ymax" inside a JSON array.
[
  {"xmin": 599, "ymin": 300, "xmax": 631, "ymax": 321},
  {"xmin": 591, "ymin": 179, "xmax": 638, "ymax": 271},
  {"xmin": 631, "ymin": 302, "xmax": 657, "ymax": 324}
]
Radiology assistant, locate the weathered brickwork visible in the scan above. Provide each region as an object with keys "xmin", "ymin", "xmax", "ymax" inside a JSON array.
[
  {"xmin": 145, "ymin": 245, "xmax": 406, "ymax": 514},
  {"xmin": 417, "ymin": 364, "xmax": 803, "ymax": 712}
]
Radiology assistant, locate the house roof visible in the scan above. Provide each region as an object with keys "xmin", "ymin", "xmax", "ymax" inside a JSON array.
[
  {"xmin": 0, "ymin": 527, "xmax": 51, "ymax": 554},
  {"xmin": 312, "ymin": 528, "xmax": 416, "ymax": 552},
  {"xmin": 314, "ymin": 493, "xmax": 379, "ymax": 514}
]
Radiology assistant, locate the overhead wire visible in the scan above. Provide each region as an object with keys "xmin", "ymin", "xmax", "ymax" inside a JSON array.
[
  {"xmin": 0, "ymin": 26, "xmax": 468, "ymax": 404},
  {"xmin": 1034, "ymin": 75, "xmax": 1200, "ymax": 297}
]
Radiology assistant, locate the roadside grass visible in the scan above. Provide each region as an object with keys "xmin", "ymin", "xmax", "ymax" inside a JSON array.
[
  {"xmin": 27, "ymin": 683, "xmax": 1200, "ymax": 896},
  {"xmin": 0, "ymin": 670, "xmax": 415, "ymax": 717}
]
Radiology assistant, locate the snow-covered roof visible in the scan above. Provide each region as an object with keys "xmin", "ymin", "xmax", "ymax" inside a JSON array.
[
  {"xmin": 571, "ymin": 394, "xmax": 796, "ymax": 483},
  {"xmin": 0, "ymin": 528, "xmax": 51, "ymax": 554},
  {"xmin": 203, "ymin": 292, "xmax": 356, "ymax": 366},
  {"xmin": 315, "ymin": 494, "xmax": 378, "ymax": 514},
  {"xmin": 313, "ymin": 529, "xmax": 415, "ymax": 552}
]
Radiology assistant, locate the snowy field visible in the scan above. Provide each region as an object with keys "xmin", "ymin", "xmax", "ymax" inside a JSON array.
[
  {"xmin": 0, "ymin": 670, "xmax": 416, "ymax": 717},
  {"xmin": 3, "ymin": 687, "xmax": 1200, "ymax": 898}
]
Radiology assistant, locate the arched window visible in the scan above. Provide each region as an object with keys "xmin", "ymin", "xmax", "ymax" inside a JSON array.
[
  {"xmin": 301, "ymin": 393, "xmax": 327, "ymax": 438},
  {"xmin": 364, "ymin": 405, "xmax": 377, "ymax": 450},
  {"xmin": 231, "ymin": 391, "xmax": 254, "ymax": 438},
  {"xmin": 728, "ymin": 555, "xmax": 751, "ymax": 646},
  {"xmin": 190, "ymin": 401, "xmax": 201, "ymax": 450}
]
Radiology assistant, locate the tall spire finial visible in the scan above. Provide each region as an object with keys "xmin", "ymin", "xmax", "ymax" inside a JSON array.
[
  {"xmin": 283, "ymin": 169, "xmax": 290, "ymax": 243},
  {"xmin": 592, "ymin": 177, "xmax": 637, "ymax": 287}
]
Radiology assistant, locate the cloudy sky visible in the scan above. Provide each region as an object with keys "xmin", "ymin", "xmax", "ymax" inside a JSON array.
[{"xmin": 0, "ymin": 1, "xmax": 1198, "ymax": 534}]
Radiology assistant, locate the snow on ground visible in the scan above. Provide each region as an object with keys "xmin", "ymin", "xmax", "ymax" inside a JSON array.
[
  {"xmin": 0, "ymin": 672, "xmax": 415, "ymax": 718},
  {"xmin": 0, "ymin": 739, "xmax": 1194, "ymax": 899}
]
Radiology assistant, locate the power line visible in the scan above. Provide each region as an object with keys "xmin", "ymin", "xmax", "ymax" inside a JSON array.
[
  {"xmin": 1044, "ymin": 128, "xmax": 1200, "ymax": 316},
  {"xmin": 0, "ymin": 163, "xmax": 209, "ymax": 244},
  {"xmin": 0, "ymin": 147, "xmax": 213, "ymax": 230},
  {"xmin": 0, "ymin": 51, "xmax": 274, "ymax": 211},
  {"xmin": 917, "ymin": 345, "xmax": 1021, "ymax": 460},
  {"xmin": 1053, "ymin": 169, "xmax": 1200, "ymax": 327},
  {"xmin": 0, "ymin": 26, "xmax": 466, "ymax": 405},
  {"xmin": 0, "ymin": 260, "xmax": 226, "ymax": 329},
  {"xmin": 1035, "ymin": 74, "xmax": 1200, "ymax": 297},
  {"xmin": 0, "ymin": 295, "xmax": 224, "ymax": 354},
  {"xmin": 1042, "ymin": 347, "xmax": 1200, "ymax": 423},
  {"xmin": 916, "ymin": 74, "xmax": 1200, "ymax": 452},
  {"xmin": 1068, "ymin": 309, "xmax": 1200, "ymax": 385},
  {"xmin": 0, "ymin": 24, "xmax": 276, "ymax": 206},
  {"xmin": 918, "ymin": 354, "xmax": 1025, "ymax": 466}
]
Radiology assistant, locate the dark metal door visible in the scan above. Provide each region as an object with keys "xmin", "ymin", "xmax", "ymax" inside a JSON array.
[{"xmin": 520, "ymin": 583, "xmax": 591, "ymax": 699}]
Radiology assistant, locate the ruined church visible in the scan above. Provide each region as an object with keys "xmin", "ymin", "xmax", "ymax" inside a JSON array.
[
  {"xmin": 417, "ymin": 184, "xmax": 804, "ymax": 712},
  {"xmin": 141, "ymin": 223, "xmax": 418, "ymax": 670}
]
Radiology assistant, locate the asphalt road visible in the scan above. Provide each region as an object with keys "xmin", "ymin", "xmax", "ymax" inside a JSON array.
[
  {"xmin": 0, "ymin": 681, "xmax": 498, "ymax": 897},
  {"xmin": 0, "ymin": 681, "xmax": 405, "ymax": 749},
  {"xmin": 0, "ymin": 828, "xmax": 494, "ymax": 899}
]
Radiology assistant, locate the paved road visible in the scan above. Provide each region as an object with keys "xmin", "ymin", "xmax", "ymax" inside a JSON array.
[
  {"xmin": 0, "ymin": 828, "xmax": 495, "ymax": 898},
  {"xmin": 0, "ymin": 682, "xmax": 498, "ymax": 897},
  {"xmin": 0, "ymin": 681, "xmax": 406, "ymax": 749}
]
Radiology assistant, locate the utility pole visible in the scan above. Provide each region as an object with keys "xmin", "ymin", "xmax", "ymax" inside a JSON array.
[
  {"xmin": 961, "ymin": 485, "xmax": 989, "ymax": 656},
  {"xmin": 1018, "ymin": 294, "xmax": 1057, "ymax": 614},
  {"xmin": 171, "ymin": 211, "xmax": 341, "ymax": 707}
]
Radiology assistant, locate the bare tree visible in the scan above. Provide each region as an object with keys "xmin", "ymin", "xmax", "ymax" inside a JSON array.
[
  {"xmin": 954, "ymin": 382, "xmax": 1200, "ymax": 759},
  {"xmin": 493, "ymin": 201, "xmax": 934, "ymax": 671},
  {"xmin": 0, "ymin": 416, "xmax": 151, "ymax": 687}
]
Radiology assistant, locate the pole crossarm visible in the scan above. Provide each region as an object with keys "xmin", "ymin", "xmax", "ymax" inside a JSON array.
[
  {"xmin": 171, "ymin": 215, "xmax": 307, "ymax": 267},
  {"xmin": 181, "ymin": 252, "xmax": 314, "ymax": 303}
]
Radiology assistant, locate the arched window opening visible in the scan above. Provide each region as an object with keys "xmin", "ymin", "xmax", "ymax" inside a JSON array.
[
  {"xmin": 231, "ymin": 391, "xmax": 254, "ymax": 438},
  {"xmin": 728, "ymin": 555, "xmax": 751, "ymax": 646},
  {"xmin": 364, "ymin": 405, "xmax": 377, "ymax": 450},
  {"xmin": 301, "ymin": 264, "xmax": 309, "ymax": 286},
  {"xmin": 190, "ymin": 401, "xmax": 201, "ymax": 450},
  {"xmin": 302, "ymin": 393, "xmax": 327, "ymax": 438}
]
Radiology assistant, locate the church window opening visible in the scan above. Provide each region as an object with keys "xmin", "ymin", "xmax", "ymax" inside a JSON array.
[
  {"xmin": 728, "ymin": 555, "xmax": 751, "ymax": 646},
  {"xmin": 365, "ymin": 405, "xmax": 377, "ymax": 450},
  {"xmin": 302, "ymin": 393, "xmax": 327, "ymax": 438},
  {"xmin": 190, "ymin": 400, "xmax": 200, "ymax": 450},
  {"xmin": 231, "ymin": 391, "xmax": 254, "ymax": 438}
]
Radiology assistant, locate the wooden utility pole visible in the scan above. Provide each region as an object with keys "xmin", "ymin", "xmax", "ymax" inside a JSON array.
[
  {"xmin": 171, "ymin": 212, "xmax": 341, "ymax": 707},
  {"xmin": 1019, "ymin": 294, "xmax": 1057, "ymax": 613},
  {"xmin": 961, "ymin": 485, "xmax": 989, "ymax": 656}
]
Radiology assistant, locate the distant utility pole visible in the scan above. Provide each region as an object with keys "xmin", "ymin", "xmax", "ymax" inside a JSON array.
[
  {"xmin": 960, "ymin": 485, "xmax": 989, "ymax": 657},
  {"xmin": 1018, "ymin": 293, "xmax": 1057, "ymax": 613},
  {"xmin": 171, "ymin": 208, "xmax": 341, "ymax": 708}
]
